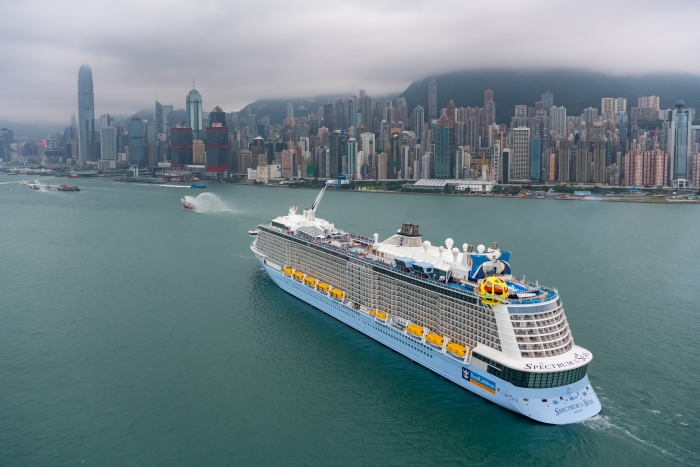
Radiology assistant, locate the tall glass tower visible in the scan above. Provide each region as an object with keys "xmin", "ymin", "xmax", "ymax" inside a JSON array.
[
  {"xmin": 77, "ymin": 65, "xmax": 96, "ymax": 164},
  {"xmin": 186, "ymin": 88, "xmax": 203, "ymax": 140},
  {"xmin": 668, "ymin": 100, "xmax": 693, "ymax": 187}
]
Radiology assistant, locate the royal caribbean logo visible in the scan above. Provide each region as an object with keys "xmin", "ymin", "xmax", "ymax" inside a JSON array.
[{"xmin": 462, "ymin": 368, "xmax": 496, "ymax": 395}]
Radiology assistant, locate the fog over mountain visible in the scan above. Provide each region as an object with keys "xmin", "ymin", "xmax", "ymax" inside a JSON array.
[{"xmin": 2, "ymin": 0, "xmax": 699, "ymax": 128}]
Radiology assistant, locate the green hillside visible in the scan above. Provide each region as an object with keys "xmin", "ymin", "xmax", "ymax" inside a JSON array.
[{"xmin": 399, "ymin": 69, "xmax": 700, "ymax": 124}]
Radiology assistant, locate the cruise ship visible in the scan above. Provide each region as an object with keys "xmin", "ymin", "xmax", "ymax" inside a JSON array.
[{"xmin": 250, "ymin": 185, "xmax": 601, "ymax": 424}]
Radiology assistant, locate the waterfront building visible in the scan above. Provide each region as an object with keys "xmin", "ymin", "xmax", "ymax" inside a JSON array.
[
  {"xmin": 77, "ymin": 65, "xmax": 96, "ymax": 164},
  {"xmin": 192, "ymin": 140, "xmax": 205, "ymax": 164},
  {"xmin": 509, "ymin": 127, "xmax": 530, "ymax": 183},
  {"xmin": 205, "ymin": 122, "xmax": 229, "ymax": 165},
  {"xmin": 557, "ymin": 140, "xmax": 572, "ymax": 183},
  {"xmin": 689, "ymin": 153, "xmax": 700, "ymax": 187},
  {"xmin": 667, "ymin": 101, "xmax": 694, "ymax": 187},
  {"xmin": 100, "ymin": 114, "xmax": 117, "ymax": 161},
  {"xmin": 428, "ymin": 79, "xmax": 437, "ymax": 120},
  {"xmin": 186, "ymin": 87, "xmax": 203, "ymax": 140},
  {"xmin": 360, "ymin": 132, "xmax": 375, "ymax": 159},
  {"xmin": 388, "ymin": 133, "xmax": 400, "ymax": 178},
  {"xmin": 128, "ymin": 116, "xmax": 145, "ymax": 164},
  {"xmin": 238, "ymin": 149, "xmax": 254, "ymax": 174},
  {"xmin": 170, "ymin": 127, "xmax": 194, "ymax": 165},
  {"xmin": 434, "ymin": 115, "xmax": 453, "ymax": 179},
  {"xmin": 347, "ymin": 138, "xmax": 357, "ymax": 177},
  {"xmin": 623, "ymin": 149, "xmax": 668, "ymax": 187}
]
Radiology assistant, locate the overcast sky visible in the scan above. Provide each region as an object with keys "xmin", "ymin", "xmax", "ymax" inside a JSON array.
[{"xmin": 2, "ymin": 0, "xmax": 699, "ymax": 125}]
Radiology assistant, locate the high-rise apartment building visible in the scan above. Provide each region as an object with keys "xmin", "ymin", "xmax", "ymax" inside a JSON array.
[
  {"xmin": 77, "ymin": 65, "xmax": 96, "ymax": 163},
  {"xmin": 514, "ymin": 105, "xmax": 528, "ymax": 119},
  {"xmin": 638, "ymin": 96, "xmax": 660, "ymax": 110},
  {"xmin": 623, "ymin": 149, "xmax": 668, "ymax": 187},
  {"xmin": 186, "ymin": 87, "xmax": 203, "ymax": 140},
  {"xmin": 582, "ymin": 107, "xmax": 599, "ymax": 126},
  {"xmin": 510, "ymin": 127, "xmax": 531, "ymax": 182},
  {"xmin": 549, "ymin": 106, "xmax": 567, "ymax": 137},
  {"xmin": 428, "ymin": 79, "xmax": 437, "ymax": 120}
]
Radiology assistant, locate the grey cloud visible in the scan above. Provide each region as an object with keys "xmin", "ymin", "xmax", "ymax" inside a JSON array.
[{"xmin": 1, "ymin": 0, "xmax": 699, "ymax": 124}]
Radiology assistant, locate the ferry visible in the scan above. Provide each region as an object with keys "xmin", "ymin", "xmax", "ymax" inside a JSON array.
[{"xmin": 250, "ymin": 184, "xmax": 602, "ymax": 425}]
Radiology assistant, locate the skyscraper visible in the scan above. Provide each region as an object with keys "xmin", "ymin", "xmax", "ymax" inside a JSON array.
[
  {"xmin": 77, "ymin": 65, "xmax": 96, "ymax": 164},
  {"xmin": 667, "ymin": 100, "xmax": 694, "ymax": 186},
  {"xmin": 428, "ymin": 79, "xmax": 437, "ymax": 120},
  {"xmin": 549, "ymin": 106, "xmax": 567, "ymax": 137},
  {"xmin": 411, "ymin": 105, "xmax": 424, "ymax": 136},
  {"xmin": 434, "ymin": 114, "xmax": 453, "ymax": 179},
  {"xmin": 100, "ymin": 114, "xmax": 117, "ymax": 161},
  {"xmin": 347, "ymin": 138, "xmax": 357, "ymax": 176},
  {"xmin": 287, "ymin": 103, "xmax": 294, "ymax": 119},
  {"xmin": 128, "ymin": 115, "xmax": 145, "ymax": 164},
  {"xmin": 323, "ymin": 103, "xmax": 334, "ymax": 131},
  {"xmin": 186, "ymin": 87, "xmax": 203, "ymax": 140},
  {"xmin": 155, "ymin": 101, "xmax": 173, "ymax": 137},
  {"xmin": 360, "ymin": 95, "xmax": 373, "ymax": 133},
  {"xmin": 541, "ymin": 91, "xmax": 554, "ymax": 108},
  {"xmin": 510, "ymin": 127, "xmax": 531, "ymax": 182}
]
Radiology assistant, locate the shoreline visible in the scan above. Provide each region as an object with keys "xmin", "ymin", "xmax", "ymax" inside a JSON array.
[{"xmin": 222, "ymin": 180, "xmax": 700, "ymax": 204}]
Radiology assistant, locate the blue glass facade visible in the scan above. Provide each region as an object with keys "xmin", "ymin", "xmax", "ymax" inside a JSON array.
[
  {"xmin": 186, "ymin": 89, "xmax": 203, "ymax": 140},
  {"xmin": 128, "ymin": 116, "xmax": 144, "ymax": 163},
  {"xmin": 77, "ymin": 65, "xmax": 96, "ymax": 163},
  {"xmin": 434, "ymin": 127, "xmax": 451, "ymax": 179}
]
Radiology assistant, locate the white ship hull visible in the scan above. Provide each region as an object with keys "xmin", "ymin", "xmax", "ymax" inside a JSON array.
[{"xmin": 258, "ymin": 258, "xmax": 601, "ymax": 425}]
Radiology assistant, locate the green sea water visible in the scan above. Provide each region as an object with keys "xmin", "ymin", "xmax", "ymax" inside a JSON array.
[{"xmin": 1, "ymin": 176, "xmax": 698, "ymax": 466}]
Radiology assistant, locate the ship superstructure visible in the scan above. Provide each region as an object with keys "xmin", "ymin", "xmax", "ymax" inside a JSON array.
[{"xmin": 251, "ymin": 185, "xmax": 601, "ymax": 424}]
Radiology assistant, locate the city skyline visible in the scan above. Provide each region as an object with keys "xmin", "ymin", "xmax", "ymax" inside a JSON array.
[{"xmin": 2, "ymin": 0, "xmax": 700, "ymax": 124}]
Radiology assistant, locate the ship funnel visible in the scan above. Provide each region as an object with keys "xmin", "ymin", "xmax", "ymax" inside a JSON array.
[
  {"xmin": 467, "ymin": 244, "xmax": 474, "ymax": 253},
  {"xmin": 491, "ymin": 242, "xmax": 499, "ymax": 250}
]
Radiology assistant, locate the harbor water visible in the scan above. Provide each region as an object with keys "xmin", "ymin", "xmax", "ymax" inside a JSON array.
[{"xmin": 1, "ymin": 177, "xmax": 698, "ymax": 466}]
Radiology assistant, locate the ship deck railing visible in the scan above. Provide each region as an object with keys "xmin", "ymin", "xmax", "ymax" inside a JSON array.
[{"xmin": 281, "ymin": 227, "xmax": 559, "ymax": 306}]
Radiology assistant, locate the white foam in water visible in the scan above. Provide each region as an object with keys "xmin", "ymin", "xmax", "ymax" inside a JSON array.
[{"xmin": 183, "ymin": 192, "xmax": 233, "ymax": 213}]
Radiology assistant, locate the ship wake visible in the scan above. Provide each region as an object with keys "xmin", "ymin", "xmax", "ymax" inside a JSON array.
[{"xmin": 182, "ymin": 192, "xmax": 234, "ymax": 214}]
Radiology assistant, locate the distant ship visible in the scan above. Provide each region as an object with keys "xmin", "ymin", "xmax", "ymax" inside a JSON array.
[
  {"xmin": 57, "ymin": 184, "xmax": 80, "ymax": 192},
  {"xmin": 250, "ymin": 184, "xmax": 602, "ymax": 425},
  {"xmin": 68, "ymin": 173, "xmax": 82, "ymax": 179}
]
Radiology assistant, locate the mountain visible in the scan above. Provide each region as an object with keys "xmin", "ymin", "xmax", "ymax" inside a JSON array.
[
  {"xmin": 398, "ymin": 69, "xmax": 700, "ymax": 124},
  {"xmin": 0, "ymin": 119, "xmax": 66, "ymax": 140}
]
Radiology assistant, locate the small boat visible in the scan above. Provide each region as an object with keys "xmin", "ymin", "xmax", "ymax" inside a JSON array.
[
  {"xmin": 57, "ymin": 184, "xmax": 80, "ymax": 192},
  {"xmin": 68, "ymin": 173, "xmax": 82, "ymax": 179},
  {"xmin": 425, "ymin": 333, "xmax": 444, "ymax": 347},
  {"xmin": 19, "ymin": 180, "xmax": 29, "ymax": 186},
  {"xmin": 181, "ymin": 197, "xmax": 195, "ymax": 210},
  {"xmin": 283, "ymin": 267, "xmax": 293, "ymax": 276},
  {"xmin": 329, "ymin": 289, "xmax": 345, "ymax": 300},
  {"xmin": 369, "ymin": 310, "xmax": 387, "ymax": 321},
  {"xmin": 171, "ymin": 178, "xmax": 181, "ymax": 183},
  {"xmin": 190, "ymin": 183, "xmax": 206, "ymax": 189},
  {"xmin": 29, "ymin": 184, "xmax": 40, "ymax": 190},
  {"xmin": 293, "ymin": 271, "xmax": 305, "ymax": 281}
]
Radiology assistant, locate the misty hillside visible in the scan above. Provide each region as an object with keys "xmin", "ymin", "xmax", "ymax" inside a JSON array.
[{"xmin": 400, "ymin": 69, "xmax": 700, "ymax": 123}]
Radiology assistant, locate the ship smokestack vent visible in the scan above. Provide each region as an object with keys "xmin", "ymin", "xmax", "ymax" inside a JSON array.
[{"xmin": 491, "ymin": 242, "xmax": 499, "ymax": 250}]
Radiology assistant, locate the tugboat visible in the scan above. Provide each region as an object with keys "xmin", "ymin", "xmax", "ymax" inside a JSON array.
[{"xmin": 181, "ymin": 197, "xmax": 196, "ymax": 210}]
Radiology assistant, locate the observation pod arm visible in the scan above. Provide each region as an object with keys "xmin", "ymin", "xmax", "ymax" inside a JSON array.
[{"xmin": 309, "ymin": 182, "xmax": 328, "ymax": 220}]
